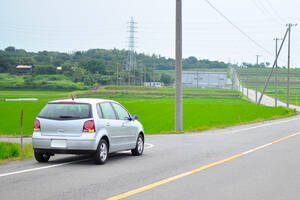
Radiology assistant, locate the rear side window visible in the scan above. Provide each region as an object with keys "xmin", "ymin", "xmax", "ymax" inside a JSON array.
[
  {"xmin": 99, "ymin": 103, "xmax": 117, "ymax": 120},
  {"xmin": 112, "ymin": 103, "xmax": 130, "ymax": 120},
  {"xmin": 38, "ymin": 103, "xmax": 92, "ymax": 120},
  {"xmin": 96, "ymin": 104, "xmax": 103, "ymax": 119}
]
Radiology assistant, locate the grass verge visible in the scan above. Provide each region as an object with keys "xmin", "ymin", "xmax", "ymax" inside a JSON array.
[{"xmin": 0, "ymin": 142, "xmax": 33, "ymax": 162}]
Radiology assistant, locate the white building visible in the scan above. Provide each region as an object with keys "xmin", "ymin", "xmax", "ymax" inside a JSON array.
[
  {"xmin": 16, "ymin": 65, "xmax": 32, "ymax": 75},
  {"xmin": 182, "ymin": 71, "xmax": 231, "ymax": 88},
  {"xmin": 144, "ymin": 82, "xmax": 162, "ymax": 87}
]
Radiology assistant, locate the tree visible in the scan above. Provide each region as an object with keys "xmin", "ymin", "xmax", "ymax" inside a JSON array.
[
  {"xmin": 5, "ymin": 46, "xmax": 16, "ymax": 53},
  {"xmin": 61, "ymin": 62, "xmax": 74, "ymax": 77},
  {"xmin": 72, "ymin": 67, "xmax": 86, "ymax": 82},
  {"xmin": 160, "ymin": 73, "xmax": 173, "ymax": 85},
  {"xmin": 0, "ymin": 56, "xmax": 18, "ymax": 73},
  {"xmin": 79, "ymin": 59, "xmax": 107, "ymax": 74},
  {"xmin": 34, "ymin": 64, "xmax": 57, "ymax": 75}
]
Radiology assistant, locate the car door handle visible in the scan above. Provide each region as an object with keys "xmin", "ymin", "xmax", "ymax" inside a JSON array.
[{"xmin": 106, "ymin": 122, "xmax": 110, "ymax": 127}]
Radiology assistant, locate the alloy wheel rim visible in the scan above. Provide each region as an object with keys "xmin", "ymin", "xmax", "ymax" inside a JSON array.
[
  {"xmin": 100, "ymin": 143, "xmax": 107, "ymax": 161},
  {"xmin": 137, "ymin": 137, "xmax": 144, "ymax": 153}
]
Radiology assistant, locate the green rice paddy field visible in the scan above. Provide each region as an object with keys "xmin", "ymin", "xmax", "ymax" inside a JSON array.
[{"xmin": 0, "ymin": 86, "xmax": 295, "ymax": 136}]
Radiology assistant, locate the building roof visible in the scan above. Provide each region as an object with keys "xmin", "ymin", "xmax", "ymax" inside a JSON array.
[{"xmin": 16, "ymin": 65, "xmax": 32, "ymax": 69}]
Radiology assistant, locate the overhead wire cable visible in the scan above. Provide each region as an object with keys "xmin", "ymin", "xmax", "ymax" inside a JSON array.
[
  {"xmin": 264, "ymin": 0, "xmax": 287, "ymax": 24},
  {"xmin": 203, "ymin": 0, "xmax": 279, "ymax": 57},
  {"xmin": 254, "ymin": 0, "xmax": 282, "ymax": 25}
]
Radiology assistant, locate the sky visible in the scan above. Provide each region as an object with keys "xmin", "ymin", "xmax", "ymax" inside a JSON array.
[{"xmin": 0, "ymin": 0, "xmax": 300, "ymax": 67}]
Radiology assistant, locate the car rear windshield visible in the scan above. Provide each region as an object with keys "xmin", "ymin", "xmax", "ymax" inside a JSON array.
[{"xmin": 38, "ymin": 103, "xmax": 92, "ymax": 120}]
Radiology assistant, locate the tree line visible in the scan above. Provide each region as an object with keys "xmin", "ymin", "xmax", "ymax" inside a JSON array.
[{"xmin": 0, "ymin": 46, "xmax": 230, "ymax": 87}]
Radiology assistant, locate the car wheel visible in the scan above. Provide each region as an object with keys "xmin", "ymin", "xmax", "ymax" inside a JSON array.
[
  {"xmin": 132, "ymin": 134, "xmax": 144, "ymax": 156},
  {"xmin": 95, "ymin": 139, "xmax": 108, "ymax": 165},
  {"xmin": 34, "ymin": 152, "xmax": 51, "ymax": 163}
]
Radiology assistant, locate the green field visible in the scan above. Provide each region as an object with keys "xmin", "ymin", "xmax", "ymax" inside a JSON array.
[
  {"xmin": 0, "ymin": 86, "xmax": 295, "ymax": 136},
  {"xmin": 0, "ymin": 142, "xmax": 33, "ymax": 161},
  {"xmin": 0, "ymin": 73, "xmax": 86, "ymax": 90},
  {"xmin": 237, "ymin": 68, "xmax": 300, "ymax": 105}
]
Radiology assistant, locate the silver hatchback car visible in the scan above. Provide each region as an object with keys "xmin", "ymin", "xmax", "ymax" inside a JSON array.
[{"xmin": 32, "ymin": 98, "xmax": 144, "ymax": 164}]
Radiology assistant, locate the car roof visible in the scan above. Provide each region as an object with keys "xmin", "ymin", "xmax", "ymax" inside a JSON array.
[{"xmin": 49, "ymin": 98, "xmax": 118, "ymax": 104}]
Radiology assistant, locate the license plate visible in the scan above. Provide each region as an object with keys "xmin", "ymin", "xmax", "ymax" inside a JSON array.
[{"xmin": 51, "ymin": 140, "xmax": 67, "ymax": 148}]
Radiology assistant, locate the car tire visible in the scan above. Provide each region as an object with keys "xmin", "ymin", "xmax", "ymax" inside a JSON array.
[
  {"xmin": 132, "ymin": 134, "xmax": 144, "ymax": 156},
  {"xmin": 34, "ymin": 152, "xmax": 51, "ymax": 163},
  {"xmin": 95, "ymin": 139, "xmax": 108, "ymax": 165}
]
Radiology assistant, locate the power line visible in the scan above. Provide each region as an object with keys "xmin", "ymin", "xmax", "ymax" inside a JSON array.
[
  {"xmin": 204, "ymin": 0, "xmax": 274, "ymax": 57},
  {"xmin": 254, "ymin": 0, "xmax": 282, "ymax": 25},
  {"xmin": 264, "ymin": 0, "xmax": 286, "ymax": 24}
]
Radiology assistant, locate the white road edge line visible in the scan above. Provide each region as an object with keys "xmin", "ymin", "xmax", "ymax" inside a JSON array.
[
  {"xmin": 224, "ymin": 117, "xmax": 300, "ymax": 134},
  {"xmin": 0, "ymin": 158, "xmax": 90, "ymax": 178},
  {"xmin": 0, "ymin": 143, "xmax": 155, "ymax": 178},
  {"xmin": 144, "ymin": 143, "xmax": 154, "ymax": 149},
  {"xmin": 242, "ymin": 132, "xmax": 300, "ymax": 155}
]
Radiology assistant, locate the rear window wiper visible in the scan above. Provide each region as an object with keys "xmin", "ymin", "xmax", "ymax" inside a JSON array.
[{"xmin": 59, "ymin": 115, "xmax": 76, "ymax": 119}]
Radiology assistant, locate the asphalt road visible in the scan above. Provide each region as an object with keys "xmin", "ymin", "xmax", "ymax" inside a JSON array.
[
  {"xmin": 241, "ymin": 87, "xmax": 300, "ymax": 112},
  {"xmin": 1, "ymin": 115, "xmax": 300, "ymax": 200}
]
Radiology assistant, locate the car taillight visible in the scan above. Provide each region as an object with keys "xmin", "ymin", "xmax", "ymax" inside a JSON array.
[
  {"xmin": 34, "ymin": 119, "xmax": 40, "ymax": 131},
  {"xmin": 83, "ymin": 120, "xmax": 95, "ymax": 133}
]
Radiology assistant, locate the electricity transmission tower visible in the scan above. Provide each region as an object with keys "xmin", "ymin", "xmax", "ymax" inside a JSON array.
[{"xmin": 126, "ymin": 17, "xmax": 138, "ymax": 85}]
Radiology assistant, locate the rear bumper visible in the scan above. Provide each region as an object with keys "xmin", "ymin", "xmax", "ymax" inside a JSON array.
[
  {"xmin": 32, "ymin": 134, "xmax": 98, "ymax": 152},
  {"xmin": 34, "ymin": 148, "xmax": 96, "ymax": 154}
]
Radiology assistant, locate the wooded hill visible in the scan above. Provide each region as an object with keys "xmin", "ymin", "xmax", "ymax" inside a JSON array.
[{"xmin": 0, "ymin": 47, "xmax": 229, "ymax": 89}]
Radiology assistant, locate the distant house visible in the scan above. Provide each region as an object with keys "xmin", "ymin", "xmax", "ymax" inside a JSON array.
[
  {"xmin": 56, "ymin": 66, "xmax": 62, "ymax": 71},
  {"xmin": 144, "ymin": 82, "xmax": 162, "ymax": 87},
  {"xmin": 16, "ymin": 65, "xmax": 32, "ymax": 75}
]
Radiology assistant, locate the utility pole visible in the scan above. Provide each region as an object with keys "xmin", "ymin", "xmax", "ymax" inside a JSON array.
[
  {"xmin": 140, "ymin": 65, "xmax": 143, "ymax": 86},
  {"xmin": 242, "ymin": 79, "xmax": 244, "ymax": 95},
  {"xmin": 286, "ymin": 23, "xmax": 297, "ymax": 108},
  {"xmin": 273, "ymin": 38, "xmax": 282, "ymax": 107},
  {"xmin": 175, "ymin": 0, "xmax": 183, "ymax": 131},
  {"xmin": 258, "ymin": 28, "xmax": 289, "ymax": 106},
  {"xmin": 255, "ymin": 55, "xmax": 261, "ymax": 103},
  {"xmin": 152, "ymin": 65, "xmax": 154, "ymax": 82},
  {"xmin": 20, "ymin": 109, "xmax": 23, "ymax": 160},
  {"xmin": 116, "ymin": 64, "xmax": 119, "ymax": 86},
  {"xmin": 246, "ymin": 68, "xmax": 248, "ymax": 98},
  {"xmin": 144, "ymin": 66, "xmax": 146, "ymax": 84}
]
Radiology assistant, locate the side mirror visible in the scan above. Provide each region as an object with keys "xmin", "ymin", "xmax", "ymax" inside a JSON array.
[{"xmin": 132, "ymin": 115, "xmax": 139, "ymax": 120}]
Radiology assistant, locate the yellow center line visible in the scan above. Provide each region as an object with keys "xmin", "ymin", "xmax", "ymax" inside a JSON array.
[{"xmin": 107, "ymin": 132, "xmax": 300, "ymax": 200}]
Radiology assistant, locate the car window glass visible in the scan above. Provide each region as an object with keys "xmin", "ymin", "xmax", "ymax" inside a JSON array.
[
  {"xmin": 96, "ymin": 104, "xmax": 103, "ymax": 119},
  {"xmin": 112, "ymin": 103, "xmax": 130, "ymax": 120},
  {"xmin": 100, "ymin": 103, "xmax": 116, "ymax": 120},
  {"xmin": 38, "ymin": 103, "xmax": 91, "ymax": 119}
]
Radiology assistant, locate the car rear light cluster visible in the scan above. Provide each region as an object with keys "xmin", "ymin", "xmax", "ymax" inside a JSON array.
[
  {"xmin": 34, "ymin": 119, "xmax": 40, "ymax": 131},
  {"xmin": 83, "ymin": 120, "xmax": 95, "ymax": 133}
]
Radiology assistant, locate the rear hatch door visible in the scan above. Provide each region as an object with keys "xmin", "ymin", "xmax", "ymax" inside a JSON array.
[{"xmin": 37, "ymin": 102, "xmax": 92, "ymax": 137}]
